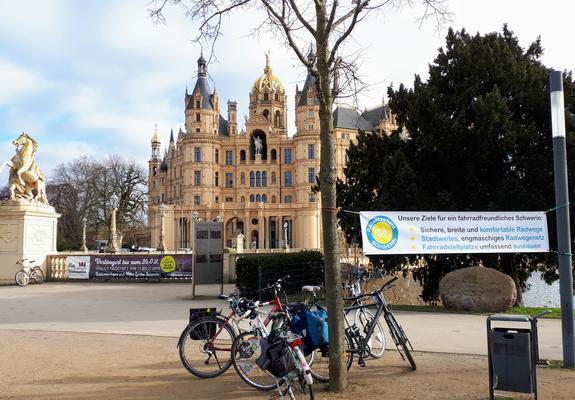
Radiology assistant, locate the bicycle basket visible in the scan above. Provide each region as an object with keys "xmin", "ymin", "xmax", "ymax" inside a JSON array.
[
  {"xmin": 256, "ymin": 333, "xmax": 297, "ymax": 378},
  {"xmin": 188, "ymin": 308, "xmax": 219, "ymax": 340}
]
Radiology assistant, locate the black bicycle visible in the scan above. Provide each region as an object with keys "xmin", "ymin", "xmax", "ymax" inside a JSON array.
[{"xmin": 344, "ymin": 276, "xmax": 416, "ymax": 370}]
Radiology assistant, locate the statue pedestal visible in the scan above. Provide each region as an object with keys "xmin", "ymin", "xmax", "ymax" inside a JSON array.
[
  {"xmin": 255, "ymin": 154, "xmax": 262, "ymax": 164},
  {"xmin": 0, "ymin": 200, "xmax": 60, "ymax": 285}
]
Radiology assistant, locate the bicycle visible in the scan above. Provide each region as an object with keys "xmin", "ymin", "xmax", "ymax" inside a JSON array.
[
  {"xmin": 231, "ymin": 276, "xmax": 308, "ymax": 391},
  {"xmin": 177, "ymin": 276, "xmax": 292, "ymax": 379},
  {"xmin": 344, "ymin": 276, "xmax": 416, "ymax": 370},
  {"xmin": 298, "ymin": 285, "xmax": 353, "ymax": 383},
  {"xmin": 15, "ymin": 259, "xmax": 44, "ymax": 287},
  {"xmin": 345, "ymin": 269, "xmax": 386, "ymax": 359},
  {"xmin": 262, "ymin": 311, "xmax": 314, "ymax": 400}
]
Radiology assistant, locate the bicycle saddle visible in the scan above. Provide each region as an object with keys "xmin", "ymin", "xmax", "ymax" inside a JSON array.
[{"xmin": 301, "ymin": 285, "xmax": 322, "ymax": 293}]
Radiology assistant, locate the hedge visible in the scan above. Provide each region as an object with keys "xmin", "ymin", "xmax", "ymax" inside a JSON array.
[{"xmin": 236, "ymin": 251, "xmax": 324, "ymax": 300}]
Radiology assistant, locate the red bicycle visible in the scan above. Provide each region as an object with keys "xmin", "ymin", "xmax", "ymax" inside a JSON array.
[{"xmin": 177, "ymin": 276, "xmax": 292, "ymax": 379}]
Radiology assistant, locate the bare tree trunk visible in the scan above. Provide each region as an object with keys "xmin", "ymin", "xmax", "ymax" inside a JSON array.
[{"xmin": 316, "ymin": 14, "xmax": 346, "ymax": 389}]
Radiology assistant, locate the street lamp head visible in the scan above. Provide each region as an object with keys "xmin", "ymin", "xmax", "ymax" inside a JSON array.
[
  {"xmin": 216, "ymin": 214, "xmax": 222, "ymax": 222},
  {"xmin": 82, "ymin": 216, "xmax": 87, "ymax": 225},
  {"xmin": 159, "ymin": 202, "xmax": 166, "ymax": 217},
  {"xmin": 192, "ymin": 210, "xmax": 199, "ymax": 220}
]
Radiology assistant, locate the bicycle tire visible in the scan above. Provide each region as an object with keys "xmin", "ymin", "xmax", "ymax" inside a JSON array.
[
  {"xmin": 355, "ymin": 308, "xmax": 386, "ymax": 359},
  {"xmin": 15, "ymin": 271, "xmax": 29, "ymax": 287},
  {"xmin": 386, "ymin": 313, "xmax": 416, "ymax": 370},
  {"xmin": 231, "ymin": 331, "xmax": 278, "ymax": 391},
  {"xmin": 178, "ymin": 316, "xmax": 236, "ymax": 378},
  {"xmin": 32, "ymin": 268, "xmax": 44, "ymax": 284},
  {"xmin": 308, "ymin": 333, "xmax": 353, "ymax": 383}
]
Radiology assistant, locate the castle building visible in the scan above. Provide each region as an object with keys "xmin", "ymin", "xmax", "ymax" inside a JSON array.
[{"xmin": 148, "ymin": 51, "xmax": 397, "ymax": 251}]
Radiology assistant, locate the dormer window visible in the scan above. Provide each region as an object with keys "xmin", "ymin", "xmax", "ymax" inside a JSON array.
[
  {"xmin": 196, "ymin": 100, "xmax": 200, "ymax": 108},
  {"xmin": 263, "ymin": 92, "xmax": 269, "ymax": 101},
  {"xmin": 275, "ymin": 93, "xmax": 279, "ymax": 101}
]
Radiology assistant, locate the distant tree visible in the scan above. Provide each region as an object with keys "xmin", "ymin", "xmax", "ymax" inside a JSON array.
[
  {"xmin": 338, "ymin": 26, "xmax": 575, "ymax": 303},
  {"xmin": 48, "ymin": 155, "xmax": 148, "ymax": 250}
]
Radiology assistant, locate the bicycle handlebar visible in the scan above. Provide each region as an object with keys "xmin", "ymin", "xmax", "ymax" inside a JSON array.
[
  {"xmin": 256, "ymin": 275, "xmax": 291, "ymax": 294},
  {"xmin": 532, "ymin": 310, "xmax": 552, "ymax": 320},
  {"xmin": 379, "ymin": 276, "xmax": 398, "ymax": 292}
]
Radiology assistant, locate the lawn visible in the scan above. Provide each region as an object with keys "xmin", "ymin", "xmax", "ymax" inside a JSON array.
[{"xmin": 390, "ymin": 304, "xmax": 570, "ymax": 319}]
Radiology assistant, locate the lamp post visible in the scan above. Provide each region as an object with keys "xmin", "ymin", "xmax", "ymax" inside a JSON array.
[
  {"xmin": 158, "ymin": 202, "xmax": 167, "ymax": 252},
  {"xmin": 283, "ymin": 220, "xmax": 289, "ymax": 251},
  {"xmin": 191, "ymin": 210, "xmax": 199, "ymax": 299},
  {"xmin": 550, "ymin": 70, "xmax": 575, "ymax": 367},
  {"xmin": 80, "ymin": 216, "xmax": 88, "ymax": 253}
]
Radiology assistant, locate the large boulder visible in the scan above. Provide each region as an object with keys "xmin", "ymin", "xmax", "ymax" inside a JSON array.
[{"xmin": 439, "ymin": 267, "xmax": 517, "ymax": 312}]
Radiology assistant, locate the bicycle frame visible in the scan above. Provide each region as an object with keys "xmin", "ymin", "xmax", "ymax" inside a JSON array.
[{"xmin": 207, "ymin": 291, "xmax": 286, "ymax": 352}]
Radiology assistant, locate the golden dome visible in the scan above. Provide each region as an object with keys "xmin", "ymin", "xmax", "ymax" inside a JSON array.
[
  {"xmin": 252, "ymin": 52, "xmax": 285, "ymax": 93},
  {"xmin": 151, "ymin": 124, "xmax": 161, "ymax": 144}
]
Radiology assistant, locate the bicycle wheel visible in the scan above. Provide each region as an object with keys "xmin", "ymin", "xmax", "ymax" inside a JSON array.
[
  {"xmin": 31, "ymin": 268, "xmax": 44, "ymax": 284},
  {"xmin": 15, "ymin": 271, "xmax": 29, "ymax": 287},
  {"xmin": 386, "ymin": 313, "xmax": 416, "ymax": 371},
  {"xmin": 178, "ymin": 316, "xmax": 236, "ymax": 378},
  {"xmin": 308, "ymin": 333, "xmax": 353, "ymax": 383},
  {"xmin": 231, "ymin": 331, "xmax": 278, "ymax": 391},
  {"xmin": 355, "ymin": 308, "xmax": 386, "ymax": 358}
]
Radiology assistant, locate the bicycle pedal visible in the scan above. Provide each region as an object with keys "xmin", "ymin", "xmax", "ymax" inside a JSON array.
[{"xmin": 358, "ymin": 359, "xmax": 366, "ymax": 368}]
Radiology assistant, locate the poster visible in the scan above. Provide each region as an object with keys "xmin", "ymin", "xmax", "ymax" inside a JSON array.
[
  {"xmin": 67, "ymin": 256, "xmax": 91, "ymax": 279},
  {"xmin": 360, "ymin": 211, "xmax": 549, "ymax": 255},
  {"xmin": 90, "ymin": 254, "xmax": 193, "ymax": 279}
]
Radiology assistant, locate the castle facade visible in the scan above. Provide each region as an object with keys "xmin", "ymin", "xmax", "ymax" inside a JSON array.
[{"xmin": 148, "ymin": 51, "xmax": 396, "ymax": 251}]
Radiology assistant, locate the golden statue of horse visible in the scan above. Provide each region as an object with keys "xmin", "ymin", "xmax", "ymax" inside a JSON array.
[{"xmin": 0, "ymin": 133, "xmax": 49, "ymax": 204}]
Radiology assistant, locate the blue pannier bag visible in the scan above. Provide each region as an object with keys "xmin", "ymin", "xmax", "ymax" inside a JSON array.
[{"xmin": 290, "ymin": 306, "xmax": 329, "ymax": 355}]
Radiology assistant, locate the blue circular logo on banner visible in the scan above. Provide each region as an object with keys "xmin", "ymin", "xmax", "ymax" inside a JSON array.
[{"xmin": 366, "ymin": 216, "xmax": 398, "ymax": 250}]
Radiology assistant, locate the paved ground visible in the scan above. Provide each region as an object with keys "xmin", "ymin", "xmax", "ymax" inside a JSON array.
[
  {"xmin": 0, "ymin": 282, "xmax": 565, "ymax": 359},
  {"xmin": 2, "ymin": 330, "xmax": 575, "ymax": 400},
  {"xmin": 1, "ymin": 282, "xmax": 573, "ymax": 400}
]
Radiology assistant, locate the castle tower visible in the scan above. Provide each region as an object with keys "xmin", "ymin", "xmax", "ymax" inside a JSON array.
[
  {"xmin": 185, "ymin": 54, "xmax": 220, "ymax": 135},
  {"xmin": 227, "ymin": 101, "xmax": 237, "ymax": 135},
  {"xmin": 295, "ymin": 46, "xmax": 320, "ymax": 134},
  {"xmin": 249, "ymin": 52, "xmax": 287, "ymax": 130}
]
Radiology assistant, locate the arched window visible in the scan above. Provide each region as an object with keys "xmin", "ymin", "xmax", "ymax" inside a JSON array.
[
  {"xmin": 263, "ymin": 92, "xmax": 269, "ymax": 101},
  {"xmin": 271, "ymin": 149, "xmax": 277, "ymax": 161},
  {"xmin": 262, "ymin": 194, "xmax": 267, "ymax": 203},
  {"xmin": 241, "ymin": 196, "xmax": 245, "ymax": 203},
  {"xmin": 241, "ymin": 172, "xmax": 245, "ymax": 185},
  {"xmin": 262, "ymin": 172, "xmax": 267, "ymax": 187},
  {"xmin": 250, "ymin": 171, "xmax": 255, "ymax": 187},
  {"xmin": 256, "ymin": 171, "xmax": 261, "ymax": 187},
  {"xmin": 271, "ymin": 172, "xmax": 276, "ymax": 184},
  {"xmin": 263, "ymin": 109, "xmax": 269, "ymax": 120},
  {"xmin": 250, "ymin": 194, "xmax": 255, "ymax": 202},
  {"xmin": 275, "ymin": 93, "xmax": 279, "ymax": 101},
  {"xmin": 256, "ymin": 194, "xmax": 262, "ymax": 202},
  {"xmin": 271, "ymin": 195, "xmax": 276, "ymax": 203},
  {"xmin": 240, "ymin": 149, "xmax": 246, "ymax": 163},
  {"xmin": 274, "ymin": 111, "xmax": 281, "ymax": 127}
]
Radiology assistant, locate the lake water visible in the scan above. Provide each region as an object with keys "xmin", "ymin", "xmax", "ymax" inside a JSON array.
[{"xmin": 522, "ymin": 274, "xmax": 575, "ymax": 307}]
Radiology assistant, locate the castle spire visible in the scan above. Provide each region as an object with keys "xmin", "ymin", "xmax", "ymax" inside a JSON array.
[
  {"xmin": 169, "ymin": 129, "xmax": 174, "ymax": 143},
  {"xmin": 197, "ymin": 52, "xmax": 207, "ymax": 78}
]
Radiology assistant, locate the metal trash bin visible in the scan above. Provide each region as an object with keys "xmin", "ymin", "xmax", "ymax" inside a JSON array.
[{"xmin": 487, "ymin": 313, "xmax": 548, "ymax": 400}]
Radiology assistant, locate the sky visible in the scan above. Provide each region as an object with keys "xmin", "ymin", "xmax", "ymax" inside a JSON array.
[{"xmin": 1, "ymin": 0, "xmax": 574, "ymax": 179}]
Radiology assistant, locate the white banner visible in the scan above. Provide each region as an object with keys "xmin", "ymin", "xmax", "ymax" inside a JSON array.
[
  {"xmin": 67, "ymin": 256, "xmax": 91, "ymax": 279},
  {"xmin": 360, "ymin": 211, "xmax": 549, "ymax": 255}
]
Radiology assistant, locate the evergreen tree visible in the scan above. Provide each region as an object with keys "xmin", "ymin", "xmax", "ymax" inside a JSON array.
[{"xmin": 338, "ymin": 26, "xmax": 575, "ymax": 303}]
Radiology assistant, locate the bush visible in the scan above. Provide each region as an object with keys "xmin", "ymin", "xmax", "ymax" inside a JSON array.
[{"xmin": 236, "ymin": 251, "xmax": 324, "ymax": 300}]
